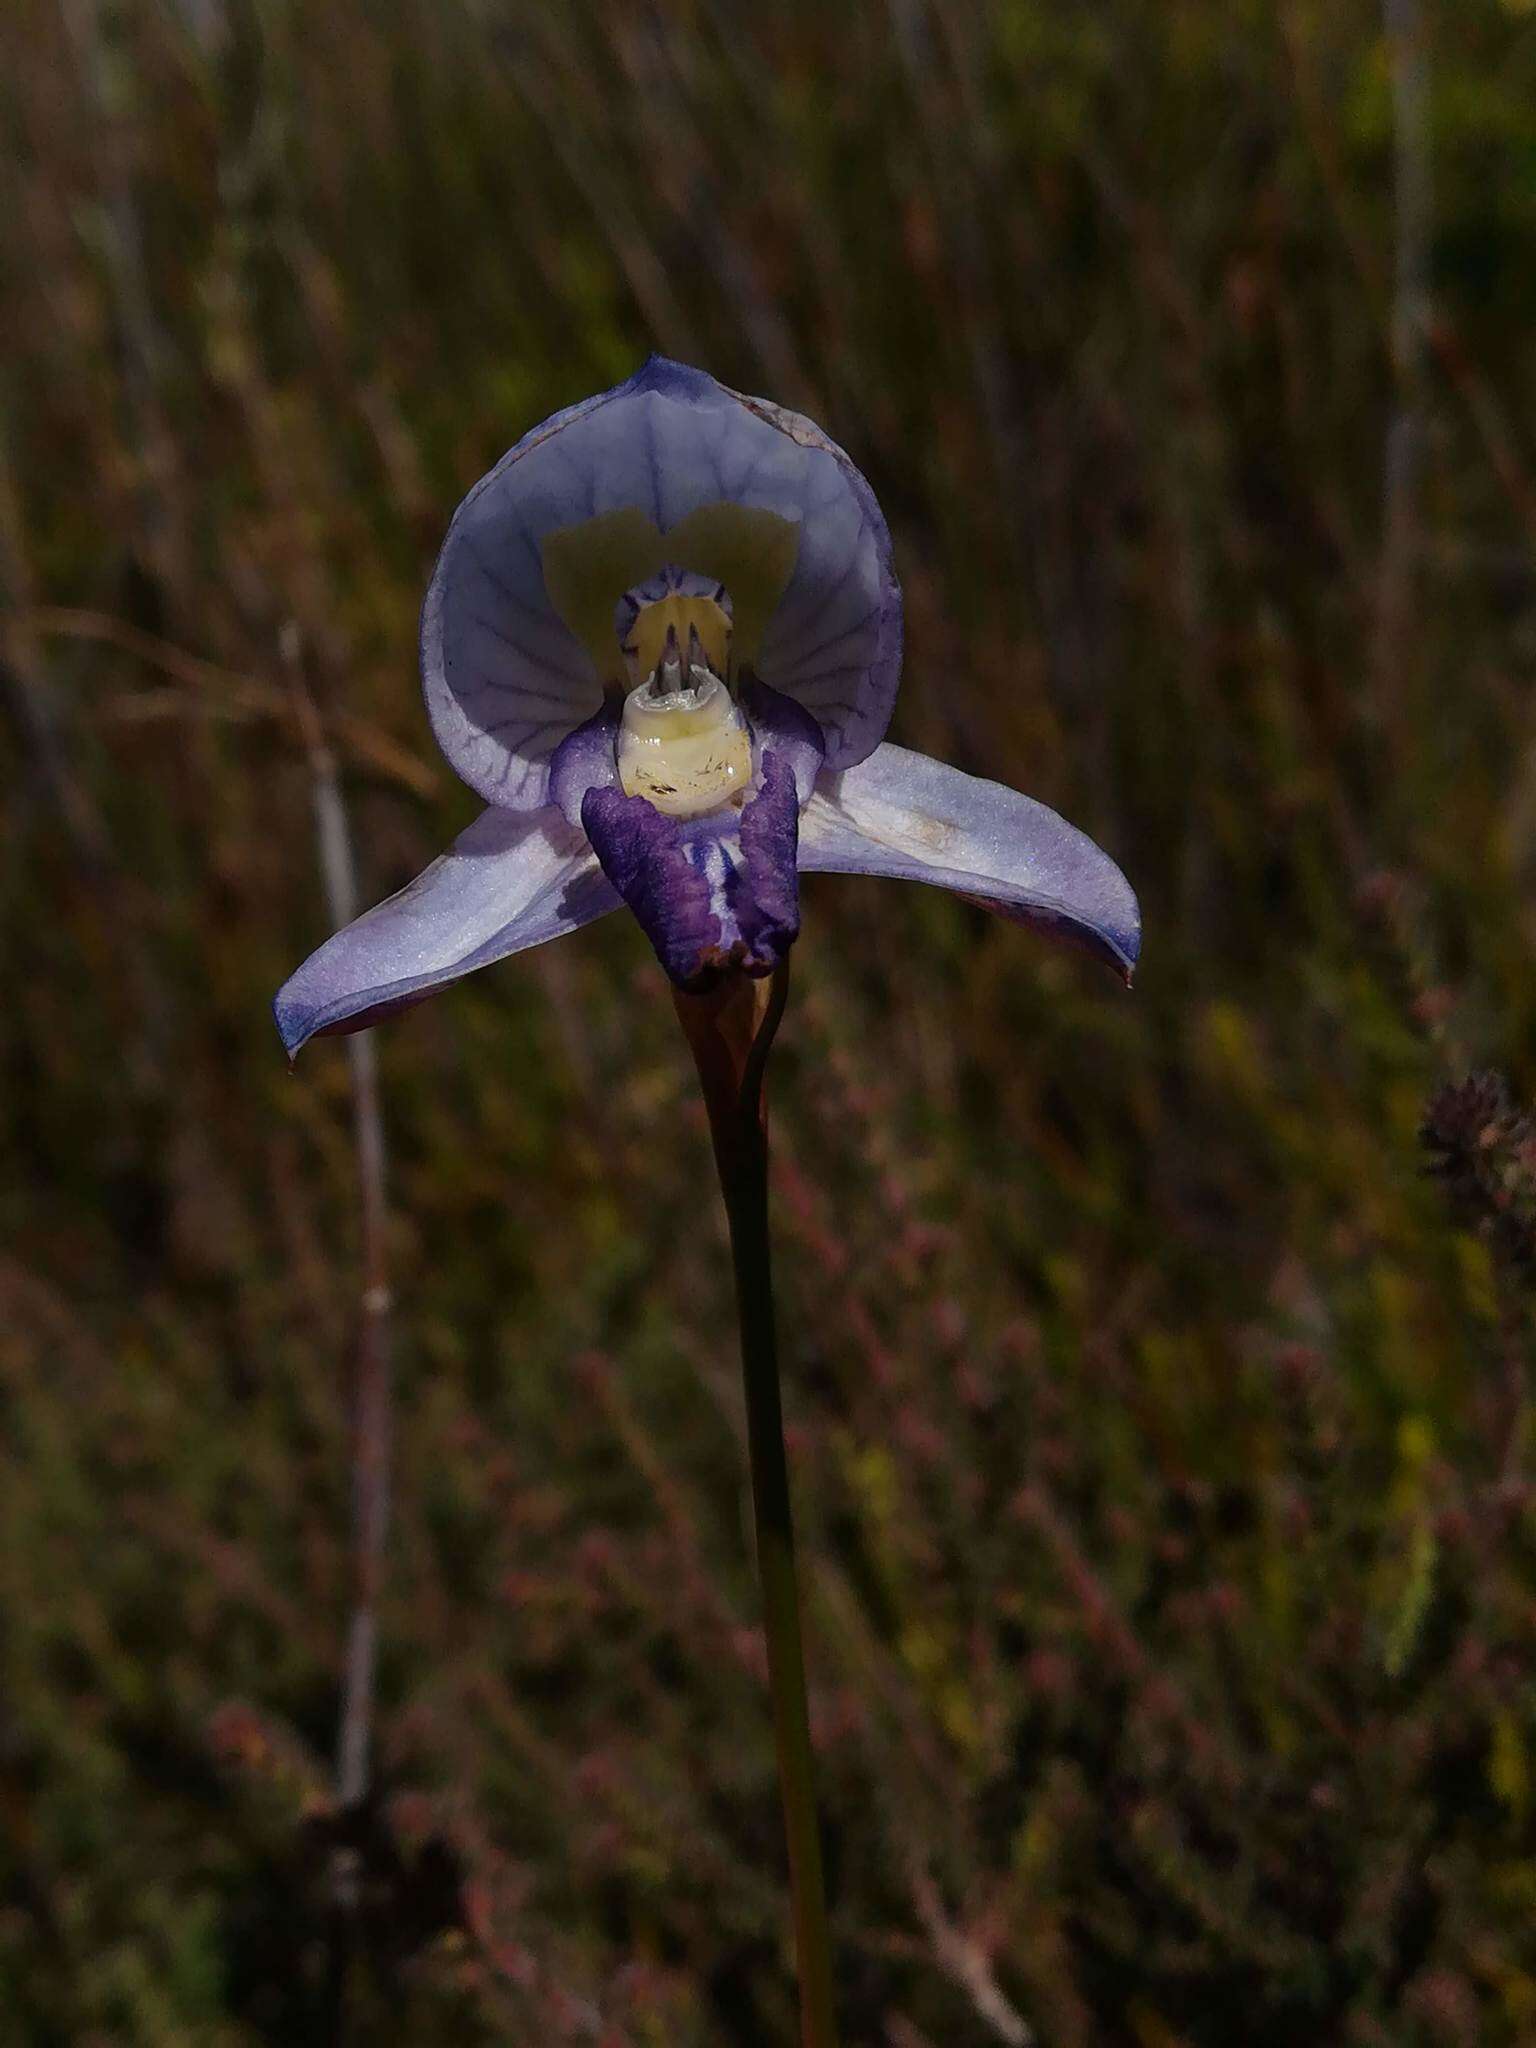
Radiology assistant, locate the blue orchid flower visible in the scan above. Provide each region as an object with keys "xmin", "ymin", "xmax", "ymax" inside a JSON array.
[{"xmin": 274, "ymin": 357, "xmax": 1139, "ymax": 1052}]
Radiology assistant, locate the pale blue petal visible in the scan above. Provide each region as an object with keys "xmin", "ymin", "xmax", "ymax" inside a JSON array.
[
  {"xmin": 422, "ymin": 360, "xmax": 900, "ymax": 811},
  {"xmin": 736, "ymin": 389, "xmax": 901, "ymax": 771},
  {"xmin": 274, "ymin": 808, "xmax": 620, "ymax": 1056},
  {"xmin": 797, "ymin": 743, "xmax": 1141, "ymax": 978}
]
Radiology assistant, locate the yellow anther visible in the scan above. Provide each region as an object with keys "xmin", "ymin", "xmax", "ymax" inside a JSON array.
[{"xmin": 622, "ymin": 591, "xmax": 733, "ymax": 686}]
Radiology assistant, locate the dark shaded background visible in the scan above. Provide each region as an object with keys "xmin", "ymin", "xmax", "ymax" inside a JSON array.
[{"xmin": 4, "ymin": 2, "xmax": 1536, "ymax": 2042}]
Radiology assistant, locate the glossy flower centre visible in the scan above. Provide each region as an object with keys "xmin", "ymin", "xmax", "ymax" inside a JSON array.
[
  {"xmin": 614, "ymin": 566, "xmax": 752, "ymax": 819},
  {"xmin": 617, "ymin": 656, "xmax": 752, "ymax": 818}
]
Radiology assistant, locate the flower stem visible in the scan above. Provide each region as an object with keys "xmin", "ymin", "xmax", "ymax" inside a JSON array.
[{"xmin": 673, "ymin": 964, "xmax": 838, "ymax": 2048}]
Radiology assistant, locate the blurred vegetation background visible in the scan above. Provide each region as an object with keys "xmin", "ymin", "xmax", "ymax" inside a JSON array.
[{"xmin": 5, "ymin": 1, "xmax": 1536, "ymax": 2042}]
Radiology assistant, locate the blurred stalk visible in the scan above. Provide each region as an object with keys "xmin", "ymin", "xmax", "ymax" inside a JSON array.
[
  {"xmin": 1377, "ymin": 0, "xmax": 1431, "ymax": 706},
  {"xmin": 0, "ymin": 429, "xmax": 111, "ymax": 874},
  {"xmin": 280, "ymin": 625, "xmax": 394, "ymax": 1993},
  {"xmin": 887, "ymin": 0, "xmax": 1028, "ymax": 583},
  {"xmin": 0, "ymin": 409, "xmax": 172, "ymax": 1093},
  {"xmin": 673, "ymin": 964, "xmax": 838, "ymax": 2048},
  {"xmin": 61, "ymin": 0, "xmax": 191, "ymax": 607},
  {"xmin": 510, "ymin": 19, "xmax": 701, "ymax": 360}
]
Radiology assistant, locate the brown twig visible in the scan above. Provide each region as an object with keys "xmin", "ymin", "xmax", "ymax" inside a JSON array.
[{"xmin": 16, "ymin": 606, "xmax": 439, "ymax": 796}]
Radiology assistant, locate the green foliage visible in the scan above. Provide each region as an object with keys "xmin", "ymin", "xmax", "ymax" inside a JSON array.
[{"xmin": 3, "ymin": 1, "xmax": 1536, "ymax": 2041}]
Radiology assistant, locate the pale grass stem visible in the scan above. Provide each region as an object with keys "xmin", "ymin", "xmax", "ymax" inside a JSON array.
[{"xmin": 281, "ymin": 625, "xmax": 394, "ymax": 2030}]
